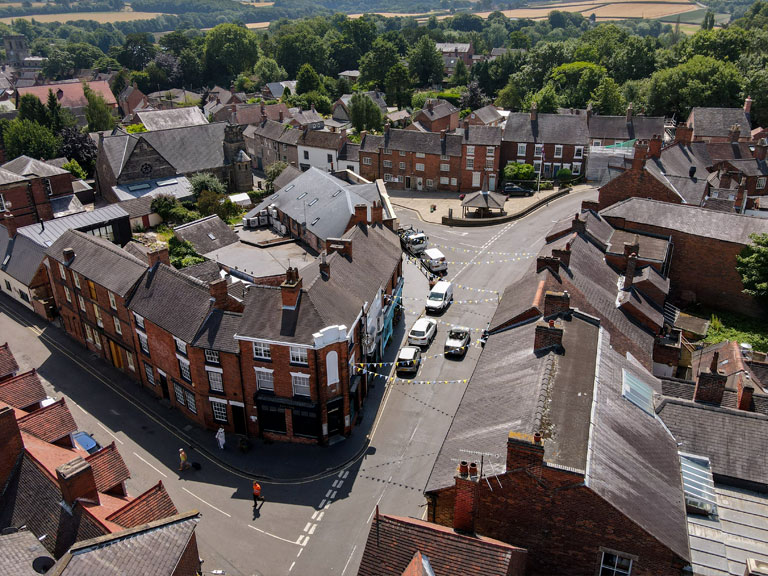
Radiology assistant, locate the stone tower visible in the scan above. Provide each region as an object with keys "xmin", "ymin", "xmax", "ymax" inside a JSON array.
[{"xmin": 223, "ymin": 123, "xmax": 252, "ymax": 193}]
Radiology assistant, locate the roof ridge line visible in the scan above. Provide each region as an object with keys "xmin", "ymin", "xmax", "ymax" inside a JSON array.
[{"xmin": 68, "ymin": 230, "xmax": 148, "ymax": 268}]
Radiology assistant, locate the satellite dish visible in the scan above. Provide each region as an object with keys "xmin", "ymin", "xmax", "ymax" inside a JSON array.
[{"xmin": 32, "ymin": 556, "xmax": 55, "ymax": 574}]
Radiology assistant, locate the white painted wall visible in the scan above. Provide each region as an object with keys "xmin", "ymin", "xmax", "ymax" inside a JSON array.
[
  {"xmin": 0, "ymin": 270, "xmax": 35, "ymax": 311},
  {"xmin": 298, "ymin": 145, "xmax": 338, "ymax": 172}
]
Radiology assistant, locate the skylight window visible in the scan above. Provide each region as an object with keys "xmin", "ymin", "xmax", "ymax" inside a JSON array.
[
  {"xmin": 2, "ymin": 254, "xmax": 10, "ymax": 266},
  {"xmin": 207, "ymin": 233, "xmax": 216, "ymax": 240},
  {"xmin": 308, "ymin": 198, "xmax": 319, "ymax": 206},
  {"xmin": 311, "ymin": 217, "xmax": 320, "ymax": 225},
  {"xmin": 679, "ymin": 453, "xmax": 718, "ymax": 516},
  {"xmin": 621, "ymin": 369, "xmax": 655, "ymax": 416},
  {"xmin": 271, "ymin": 194, "xmax": 279, "ymax": 200},
  {"xmin": 157, "ymin": 178, "xmax": 177, "ymax": 186},
  {"xmin": 297, "ymin": 192, "xmax": 308, "ymax": 200},
  {"xmin": 284, "ymin": 184, "xmax": 295, "ymax": 193},
  {"xmin": 127, "ymin": 183, "xmax": 151, "ymax": 192},
  {"xmin": 332, "ymin": 189, "xmax": 343, "ymax": 197}
]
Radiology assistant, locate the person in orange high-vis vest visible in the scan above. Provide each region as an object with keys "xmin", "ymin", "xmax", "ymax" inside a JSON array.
[{"xmin": 253, "ymin": 481, "xmax": 262, "ymax": 506}]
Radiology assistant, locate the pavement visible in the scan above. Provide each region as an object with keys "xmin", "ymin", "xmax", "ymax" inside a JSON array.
[{"xmin": 387, "ymin": 185, "xmax": 591, "ymax": 224}]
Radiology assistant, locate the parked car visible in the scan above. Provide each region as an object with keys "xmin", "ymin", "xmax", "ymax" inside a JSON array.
[
  {"xmin": 396, "ymin": 346, "xmax": 422, "ymax": 375},
  {"xmin": 408, "ymin": 317, "xmax": 438, "ymax": 347},
  {"xmin": 398, "ymin": 226, "xmax": 428, "ymax": 255},
  {"xmin": 444, "ymin": 326, "xmax": 471, "ymax": 356},
  {"xmin": 425, "ymin": 281, "xmax": 453, "ymax": 313},
  {"xmin": 503, "ymin": 183, "xmax": 533, "ymax": 197},
  {"xmin": 73, "ymin": 431, "xmax": 102, "ymax": 455},
  {"xmin": 421, "ymin": 248, "xmax": 447, "ymax": 273}
]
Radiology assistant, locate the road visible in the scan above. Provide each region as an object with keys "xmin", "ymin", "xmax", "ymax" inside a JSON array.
[{"xmin": 0, "ymin": 187, "xmax": 595, "ymax": 576}]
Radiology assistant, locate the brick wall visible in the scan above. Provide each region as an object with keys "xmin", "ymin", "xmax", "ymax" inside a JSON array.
[
  {"xmin": 187, "ymin": 346, "xmax": 247, "ymax": 434},
  {"xmin": 598, "ymin": 166, "xmax": 684, "ymax": 211},
  {"xmin": 460, "ymin": 144, "xmax": 500, "ymax": 191},
  {"xmin": 0, "ymin": 406, "xmax": 23, "ymax": 489},
  {"xmin": 429, "ymin": 467, "xmax": 686, "ymax": 576},
  {"xmin": 1, "ymin": 179, "xmax": 55, "ymax": 227},
  {"xmin": 172, "ymin": 532, "xmax": 201, "ymax": 576},
  {"xmin": 501, "ymin": 142, "xmax": 585, "ymax": 178},
  {"xmin": 365, "ymin": 148, "xmax": 463, "ymax": 192}
]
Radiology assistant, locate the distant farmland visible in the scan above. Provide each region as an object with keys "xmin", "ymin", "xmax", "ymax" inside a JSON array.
[{"xmin": 0, "ymin": 10, "xmax": 164, "ymax": 23}]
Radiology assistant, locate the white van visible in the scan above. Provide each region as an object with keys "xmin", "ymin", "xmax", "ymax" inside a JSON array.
[
  {"xmin": 421, "ymin": 248, "xmax": 447, "ymax": 273},
  {"xmin": 425, "ymin": 281, "xmax": 453, "ymax": 313}
]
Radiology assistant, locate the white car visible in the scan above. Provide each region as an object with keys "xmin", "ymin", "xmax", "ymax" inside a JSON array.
[
  {"xmin": 408, "ymin": 317, "xmax": 438, "ymax": 347},
  {"xmin": 396, "ymin": 346, "xmax": 422, "ymax": 375},
  {"xmin": 444, "ymin": 326, "xmax": 471, "ymax": 356}
]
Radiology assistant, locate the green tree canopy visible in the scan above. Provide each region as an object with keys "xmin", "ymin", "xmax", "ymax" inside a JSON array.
[
  {"xmin": 62, "ymin": 159, "xmax": 87, "ymax": 180},
  {"xmin": 296, "ymin": 63, "xmax": 322, "ymax": 95},
  {"xmin": 548, "ymin": 61, "xmax": 607, "ymax": 108},
  {"xmin": 408, "ymin": 35, "xmax": 444, "ymax": 87},
  {"xmin": 737, "ymin": 233, "xmax": 768, "ymax": 301},
  {"xmin": 204, "ymin": 24, "xmax": 260, "ymax": 81},
  {"xmin": 349, "ymin": 92, "xmax": 383, "ymax": 133},
  {"xmin": 18, "ymin": 94, "xmax": 49, "ymax": 126},
  {"xmin": 452, "ymin": 58, "xmax": 469, "ymax": 87},
  {"xmin": 359, "ymin": 38, "xmax": 399, "ymax": 88},
  {"xmin": 3, "ymin": 118, "xmax": 60, "ymax": 161},
  {"xmin": 189, "ymin": 172, "xmax": 226, "ymax": 198},
  {"xmin": 254, "ymin": 56, "xmax": 287, "ymax": 85},
  {"xmin": 385, "ymin": 62, "xmax": 413, "ymax": 110},
  {"xmin": 589, "ymin": 77, "xmax": 626, "ymax": 115},
  {"xmin": 42, "ymin": 49, "xmax": 75, "ymax": 80},
  {"xmin": 265, "ymin": 160, "xmax": 287, "ymax": 193},
  {"xmin": 83, "ymin": 83, "xmax": 115, "ymax": 132},
  {"xmin": 504, "ymin": 162, "xmax": 535, "ymax": 181}
]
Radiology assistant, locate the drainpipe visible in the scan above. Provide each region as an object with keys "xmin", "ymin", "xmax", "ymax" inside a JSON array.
[
  {"xmin": 236, "ymin": 347, "xmax": 248, "ymax": 438},
  {"xmin": 313, "ymin": 346, "xmax": 324, "ymax": 445}
]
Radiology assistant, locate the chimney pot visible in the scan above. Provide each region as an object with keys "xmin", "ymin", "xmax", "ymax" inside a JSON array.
[
  {"xmin": 530, "ymin": 102, "xmax": 538, "ymax": 122},
  {"xmin": 744, "ymin": 96, "xmax": 753, "ymax": 114},
  {"xmin": 468, "ymin": 462, "xmax": 479, "ymax": 477},
  {"xmin": 63, "ymin": 247, "xmax": 75, "ymax": 262},
  {"xmin": 280, "ymin": 266, "xmax": 302, "ymax": 309},
  {"xmin": 458, "ymin": 461, "xmax": 469, "ymax": 477},
  {"xmin": 319, "ymin": 251, "xmax": 330, "ymax": 278},
  {"xmin": 533, "ymin": 431, "xmax": 542, "ymax": 444},
  {"xmin": 506, "ymin": 432, "xmax": 544, "ymax": 476}
]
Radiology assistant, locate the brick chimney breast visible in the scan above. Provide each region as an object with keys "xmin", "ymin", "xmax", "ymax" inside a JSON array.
[
  {"xmin": 624, "ymin": 253, "xmax": 637, "ymax": 290},
  {"xmin": 694, "ymin": 351, "xmax": 727, "ymax": 405},
  {"xmin": 370, "ymin": 201, "xmax": 383, "ymax": 225},
  {"xmin": 4, "ymin": 211, "xmax": 17, "ymax": 238},
  {"xmin": 572, "ymin": 213, "xmax": 586, "ymax": 234},
  {"xmin": 62, "ymin": 247, "xmax": 75, "ymax": 263},
  {"xmin": 147, "ymin": 245, "xmax": 170, "ymax": 268},
  {"xmin": 543, "ymin": 290, "xmax": 570, "ymax": 318},
  {"xmin": 209, "ymin": 278, "xmax": 228, "ymax": 309},
  {"xmin": 57, "ymin": 457, "xmax": 99, "ymax": 507},
  {"xmin": 551, "ymin": 243, "xmax": 571, "ymax": 268},
  {"xmin": 0, "ymin": 406, "xmax": 24, "ymax": 489},
  {"xmin": 506, "ymin": 433, "xmax": 544, "ymax": 476},
  {"xmin": 453, "ymin": 466, "xmax": 479, "ymax": 534},
  {"xmin": 280, "ymin": 266, "xmax": 302, "ymax": 309},
  {"xmin": 319, "ymin": 251, "xmax": 330, "ymax": 279},
  {"xmin": 534, "ymin": 320, "xmax": 563, "ymax": 353}
]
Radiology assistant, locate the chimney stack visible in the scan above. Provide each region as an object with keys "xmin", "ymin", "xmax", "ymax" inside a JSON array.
[
  {"xmin": 147, "ymin": 245, "xmax": 170, "ymax": 269},
  {"xmin": 3, "ymin": 211, "xmax": 17, "ymax": 238},
  {"xmin": 280, "ymin": 267, "xmax": 302, "ymax": 309},
  {"xmin": 534, "ymin": 320, "xmax": 563, "ymax": 353},
  {"xmin": 632, "ymin": 141, "xmax": 648, "ymax": 170},
  {"xmin": 463, "ymin": 118, "xmax": 469, "ymax": 139},
  {"xmin": 278, "ymin": 109, "xmax": 284, "ymax": 122},
  {"xmin": 351, "ymin": 204, "xmax": 368, "ymax": 227},
  {"xmin": 624, "ymin": 253, "xmax": 637, "ymax": 290},
  {"xmin": 572, "ymin": 212, "xmax": 586, "ymax": 234},
  {"xmin": 551, "ymin": 242, "xmax": 571, "ymax": 268},
  {"xmin": 506, "ymin": 432, "xmax": 544, "ymax": 477},
  {"xmin": 453, "ymin": 465, "xmax": 479, "ymax": 534},
  {"xmin": 648, "ymin": 134, "xmax": 662, "ymax": 158},
  {"xmin": 730, "ymin": 124, "xmax": 741, "ymax": 142},
  {"xmin": 738, "ymin": 378, "xmax": 754, "ymax": 411},
  {"xmin": 427, "ymin": 99, "xmax": 434, "ymax": 113},
  {"xmin": 626, "ymin": 102, "xmax": 633, "ymax": 123},
  {"xmin": 56, "ymin": 457, "xmax": 99, "ymax": 507},
  {"xmin": 319, "ymin": 251, "xmax": 330, "ymax": 278},
  {"xmin": 371, "ymin": 200, "xmax": 383, "ymax": 225},
  {"xmin": 755, "ymin": 138, "xmax": 767, "ymax": 162},
  {"xmin": 209, "ymin": 278, "xmax": 229, "ymax": 309},
  {"xmin": 543, "ymin": 290, "xmax": 570, "ymax": 317},
  {"xmin": 62, "ymin": 247, "xmax": 75, "ymax": 263},
  {"xmin": 675, "ymin": 124, "xmax": 693, "ymax": 145},
  {"xmin": 536, "ymin": 255, "xmax": 561, "ymax": 274},
  {"xmin": 623, "ymin": 234, "xmax": 640, "ymax": 258},
  {"xmin": 694, "ymin": 351, "xmax": 727, "ymax": 405},
  {"xmin": 530, "ymin": 101, "xmax": 537, "ymax": 123},
  {"xmin": 440, "ymin": 129, "xmax": 446, "ymax": 143},
  {"xmin": 586, "ymin": 103, "xmax": 592, "ymax": 125},
  {"xmin": 327, "ymin": 238, "xmax": 352, "ymax": 259},
  {"xmin": 744, "ymin": 96, "xmax": 753, "ymax": 115},
  {"xmin": 384, "ymin": 122, "xmax": 390, "ymax": 135},
  {"xmin": 0, "ymin": 406, "xmax": 24, "ymax": 489}
]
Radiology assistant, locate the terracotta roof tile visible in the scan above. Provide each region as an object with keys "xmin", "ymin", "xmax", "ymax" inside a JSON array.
[
  {"xmin": 0, "ymin": 369, "xmax": 46, "ymax": 410},
  {"xmin": 0, "ymin": 342, "xmax": 19, "ymax": 380},
  {"xmin": 19, "ymin": 80, "xmax": 116, "ymax": 109},
  {"xmin": 17, "ymin": 398, "xmax": 77, "ymax": 443},
  {"xmin": 85, "ymin": 442, "xmax": 131, "ymax": 493},
  {"xmin": 107, "ymin": 481, "xmax": 178, "ymax": 528}
]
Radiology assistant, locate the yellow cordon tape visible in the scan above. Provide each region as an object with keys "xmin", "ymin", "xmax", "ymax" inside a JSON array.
[{"xmin": 357, "ymin": 366, "xmax": 470, "ymax": 385}]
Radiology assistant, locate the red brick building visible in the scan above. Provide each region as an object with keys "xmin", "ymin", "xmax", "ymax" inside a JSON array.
[
  {"xmin": 411, "ymin": 99, "xmax": 459, "ymax": 133},
  {"xmin": 460, "ymin": 121, "xmax": 502, "ymax": 191},
  {"xmin": 359, "ymin": 126, "xmax": 463, "ymax": 192},
  {"xmin": 686, "ymin": 99, "xmax": 753, "ymax": 143}
]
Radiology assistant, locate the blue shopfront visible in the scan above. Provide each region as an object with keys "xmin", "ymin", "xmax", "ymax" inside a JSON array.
[{"xmin": 380, "ymin": 278, "xmax": 403, "ymax": 356}]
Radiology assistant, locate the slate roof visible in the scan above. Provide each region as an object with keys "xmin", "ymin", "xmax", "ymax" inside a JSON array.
[
  {"xmin": 228, "ymin": 102, "xmax": 290, "ymax": 125},
  {"xmin": 606, "ymin": 229, "xmax": 669, "ymax": 262},
  {"xmin": 17, "ymin": 398, "xmax": 77, "ymax": 443},
  {"xmin": 191, "ymin": 310, "xmax": 242, "ymax": 354},
  {"xmin": 0, "ymin": 370, "xmax": 46, "ymax": 410},
  {"xmin": 361, "ymin": 129, "xmax": 462, "ymax": 156},
  {"xmin": 85, "ymin": 442, "xmax": 130, "ymax": 493},
  {"xmin": 117, "ymin": 196, "xmax": 154, "ymax": 219},
  {"xmin": 338, "ymin": 91, "xmax": 388, "ymax": 114},
  {"xmin": 112, "ymin": 176, "xmax": 193, "ymax": 203},
  {"xmin": 250, "ymin": 167, "xmax": 380, "ymax": 241},
  {"xmin": 0, "ymin": 530, "xmax": 55, "ymax": 576},
  {"xmin": 461, "ymin": 190, "xmax": 505, "ymax": 209},
  {"xmin": 358, "ymin": 513, "xmax": 526, "ymax": 576},
  {"xmin": 291, "ymin": 108, "xmax": 324, "ymax": 126},
  {"xmin": 0, "ymin": 167, "xmax": 28, "ymax": 185},
  {"xmin": 587, "ymin": 115, "xmax": 665, "ymax": 141},
  {"xmin": 416, "ymin": 100, "xmax": 458, "ymax": 122},
  {"xmin": 688, "ymin": 107, "xmax": 751, "ymax": 139},
  {"xmin": 99, "ymin": 123, "xmax": 229, "ymax": 181},
  {"xmin": 19, "ymin": 80, "xmax": 116, "ymax": 108},
  {"xmin": 723, "ymin": 158, "xmax": 768, "ymax": 177},
  {"xmin": 469, "ymin": 105, "xmax": 502, "ymax": 125},
  {"xmin": 16, "ymin": 205, "xmax": 129, "ymax": 248},
  {"xmin": 105, "ymin": 482, "xmax": 178, "ymax": 529},
  {"xmin": 51, "ymin": 512, "xmax": 199, "ymax": 576},
  {"xmin": 272, "ymin": 164, "xmax": 302, "ymax": 190},
  {"xmin": 128, "ymin": 264, "xmax": 213, "ymax": 343},
  {"xmin": 237, "ymin": 223, "xmax": 401, "ymax": 342},
  {"xmin": 503, "ymin": 112, "xmax": 589, "ymax": 145},
  {"xmin": 2, "ymin": 155, "xmax": 70, "ymax": 178},
  {"xmin": 297, "ymin": 128, "xmax": 342, "ymax": 150},
  {"xmin": 46, "ymin": 231, "xmax": 147, "ymax": 298},
  {"xmin": 173, "ymin": 215, "xmax": 239, "ymax": 256},
  {"xmin": 461, "ymin": 125, "xmax": 502, "ymax": 146},
  {"xmin": 435, "ymin": 42, "xmax": 471, "ymax": 53},
  {"xmin": 642, "ymin": 142, "xmax": 713, "ymax": 205},
  {"xmin": 243, "ymin": 118, "xmax": 300, "ymax": 145},
  {"xmin": 600, "ymin": 198, "xmax": 768, "ymax": 244},
  {"xmin": 0, "ymin": 342, "xmax": 19, "ymax": 379},
  {"xmin": 338, "ymin": 142, "xmax": 360, "ymax": 163},
  {"xmin": 706, "ymin": 141, "xmax": 755, "ymax": 162},
  {"xmin": 121, "ymin": 241, "xmax": 150, "ymax": 263},
  {"xmin": 146, "ymin": 88, "xmax": 201, "ymax": 104},
  {"xmin": 0, "ymin": 225, "xmax": 47, "ymax": 285},
  {"xmin": 179, "ymin": 259, "xmax": 222, "ymax": 283}
]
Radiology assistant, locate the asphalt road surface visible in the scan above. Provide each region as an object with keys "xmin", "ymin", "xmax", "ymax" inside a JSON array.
[{"xmin": 0, "ymin": 187, "xmax": 595, "ymax": 576}]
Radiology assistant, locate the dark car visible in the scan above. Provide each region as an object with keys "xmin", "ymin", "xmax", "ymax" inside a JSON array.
[
  {"xmin": 503, "ymin": 183, "xmax": 533, "ymax": 197},
  {"xmin": 73, "ymin": 431, "xmax": 102, "ymax": 454}
]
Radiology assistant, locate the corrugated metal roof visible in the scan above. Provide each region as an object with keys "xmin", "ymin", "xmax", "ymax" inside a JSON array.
[{"xmin": 16, "ymin": 205, "xmax": 129, "ymax": 247}]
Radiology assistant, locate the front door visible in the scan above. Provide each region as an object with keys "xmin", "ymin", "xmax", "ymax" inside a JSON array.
[
  {"xmin": 405, "ymin": 176, "xmax": 411, "ymax": 189},
  {"xmin": 158, "ymin": 371, "xmax": 170, "ymax": 400},
  {"xmin": 416, "ymin": 177, "xmax": 423, "ymax": 191},
  {"xmin": 109, "ymin": 340, "xmax": 123, "ymax": 370},
  {"xmin": 257, "ymin": 156, "xmax": 263, "ymax": 171},
  {"xmin": 327, "ymin": 398, "xmax": 344, "ymax": 436},
  {"xmin": 232, "ymin": 404, "xmax": 247, "ymax": 435},
  {"xmin": 489, "ymin": 174, "xmax": 496, "ymax": 190},
  {"xmin": 472, "ymin": 171, "xmax": 481, "ymax": 188}
]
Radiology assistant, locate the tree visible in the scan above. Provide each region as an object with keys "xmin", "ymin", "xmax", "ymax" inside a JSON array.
[
  {"xmin": 385, "ymin": 63, "xmax": 413, "ymax": 110},
  {"xmin": 64, "ymin": 42, "xmax": 105, "ymax": 69},
  {"xmin": 254, "ymin": 56, "xmax": 286, "ymax": 85},
  {"xmin": 296, "ymin": 63, "xmax": 322, "ymax": 95},
  {"xmin": 452, "ymin": 59, "xmax": 469, "ymax": 87},
  {"xmin": 702, "ymin": 10, "xmax": 716, "ymax": 30},
  {"xmin": 461, "ymin": 81, "xmax": 489, "ymax": 111},
  {"xmin": 126, "ymin": 123, "xmax": 147, "ymax": 133},
  {"xmin": 589, "ymin": 77, "xmax": 626, "ymax": 115},
  {"xmin": 178, "ymin": 48, "xmax": 202, "ymax": 88},
  {"xmin": 46, "ymin": 88, "xmax": 74, "ymax": 133},
  {"xmin": 92, "ymin": 56, "xmax": 121, "ymax": 73},
  {"xmin": 60, "ymin": 127, "xmax": 97, "ymax": 175},
  {"xmin": 496, "ymin": 76, "xmax": 523, "ymax": 109},
  {"xmin": 737, "ymin": 233, "xmax": 768, "ymax": 301},
  {"xmin": 3, "ymin": 118, "xmax": 60, "ymax": 161},
  {"xmin": 359, "ymin": 38, "xmax": 398, "ymax": 88},
  {"xmin": 115, "ymin": 33, "xmax": 156, "ymax": 70},
  {"xmin": 159, "ymin": 30, "xmax": 192, "ymax": 56},
  {"xmin": 18, "ymin": 94, "xmax": 49, "ymax": 126},
  {"xmin": 204, "ymin": 24, "xmax": 259, "ymax": 81},
  {"xmin": 265, "ymin": 160, "xmax": 287, "ymax": 193},
  {"xmin": 349, "ymin": 93, "xmax": 383, "ymax": 133},
  {"xmin": 190, "ymin": 172, "xmax": 226, "ymax": 198},
  {"xmin": 408, "ymin": 35, "xmax": 444, "ymax": 87},
  {"xmin": 168, "ymin": 236, "xmax": 205, "ymax": 268},
  {"xmin": 524, "ymin": 84, "xmax": 559, "ymax": 114},
  {"xmin": 548, "ymin": 61, "xmax": 607, "ymax": 108},
  {"xmin": 62, "ymin": 159, "xmax": 87, "ymax": 179},
  {"xmin": 83, "ymin": 83, "xmax": 115, "ymax": 132},
  {"xmin": 42, "ymin": 49, "xmax": 74, "ymax": 80},
  {"xmin": 276, "ymin": 33, "xmax": 328, "ymax": 78},
  {"xmin": 504, "ymin": 163, "xmax": 535, "ymax": 181}
]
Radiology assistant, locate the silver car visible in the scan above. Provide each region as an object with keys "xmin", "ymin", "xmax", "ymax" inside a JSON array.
[
  {"xmin": 444, "ymin": 326, "xmax": 471, "ymax": 357},
  {"xmin": 397, "ymin": 346, "xmax": 422, "ymax": 375}
]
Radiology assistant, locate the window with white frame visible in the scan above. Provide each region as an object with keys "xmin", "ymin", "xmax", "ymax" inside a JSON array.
[
  {"xmin": 211, "ymin": 399, "xmax": 228, "ymax": 422},
  {"xmin": 399, "ymin": 150, "xmax": 406, "ymax": 156},
  {"xmin": 137, "ymin": 331, "xmax": 149, "ymax": 355},
  {"xmin": 292, "ymin": 373, "xmax": 310, "ymax": 396},
  {"xmin": 174, "ymin": 337, "xmax": 187, "ymax": 356},
  {"xmin": 133, "ymin": 313, "xmax": 145, "ymax": 329},
  {"xmin": 383, "ymin": 160, "xmax": 392, "ymax": 168},
  {"xmin": 486, "ymin": 147, "xmax": 495, "ymax": 157},
  {"xmin": 58, "ymin": 263, "xmax": 66, "ymax": 280},
  {"xmin": 574, "ymin": 146, "xmax": 584, "ymax": 159},
  {"xmin": 593, "ymin": 140, "xmax": 602, "ymax": 147},
  {"xmin": 174, "ymin": 381, "xmax": 185, "ymax": 405},
  {"xmin": 534, "ymin": 161, "xmax": 542, "ymax": 173},
  {"xmin": 517, "ymin": 143, "xmax": 527, "ymax": 156},
  {"xmin": 144, "ymin": 362, "xmax": 155, "ymax": 384},
  {"xmin": 126, "ymin": 351, "xmax": 135, "ymax": 371},
  {"xmin": 554, "ymin": 145, "xmax": 563, "ymax": 158},
  {"xmin": 179, "ymin": 358, "xmax": 191, "ymax": 382},
  {"xmin": 450, "ymin": 177, "xmax": 457, "ymax": 186},
  {"xmin": 108, "ymin": 291, "xmax": 116, "ymax": 310},
  {"xmin": 93, "ymin": 304, "xmax": 103, "ymax": 328},
  {"xmin": 440, "ymin": 163, "xmax": 449, "ymax": 171},
  {"xmin": 440, "ymin": 176, "xmax": 449, "ymax": 185},
  {"xmin": 426, "ymin": 179, "xmax": 434, "ymax": 188},
  {"xmin": 440, "ymin": 154, "xmax": 449, "ymax": 161},
  {"xmin": 64, "ymin": 287, "xmax": 71, "ymax": 303},
  {"xmin": 382, "ymin": 148, "xmax": 391, "ymax": 155},
  {"xmin": 758, "ymin": 177, "xmax": 766, "ymax": 189},
  {"xmin": 415, "ymin": 163, "xmax": 425, "ymax": 172},
  {"xmin": 113, "ymin": 317, "xmax": 122, "ymax": 335},
  {"xmin": 290, "ymin": 346, "xmax": 308, "ymax": 364},
  {"xmin": 0, "ymin": 193, "xmax": 6, "ymax": 212},
  {"xmin": 572, "ymin": 162, "xmax": 582, "ymax": 176},
  {"xmin": 415, "ymin": 152, "xmax": 425, "ymax": 158},
  {"xmin": 73, "ymin": 273, "xmax": 80, "ymax": 289},
  {"xmin": 84, "ymin": 324, "xmax": 93, "ymax": 342},
  {"xmin": 399, "ymin": 162, "xmax": 405, "ymax": 170},
  {"xmin": 205, "ymin": 349, "xmax": 220, "ymax": 364},
  {"xmin": 363, "ymin": 156, "xmax": 372, "ymax": 165},
  {"xmin": 466, "ymin": 146, "xmax": 475, "ymax": 156},
  {"xmin": 384, "ymin": 174, "xmax": 393, "ymax": 182},
  {"xmin": 185, "ymin": 389, "xmax": 196, "ymax": 413},
  {"xmin": 207, "ymin": 368, "xmax": 224, "ymax": 392},
  {"xmin": 534, "ymin": 144, "xmax": 543, "ymax": 157},
  {"xmin": 397, "ymin": 175, "xmax": 403, "ymax": 182},
  {"xmin": 599, "ymin": 552, "xmax": 632, "ymax": 576},
  {"xmin": 466, "ymin": 158, "xmax": 474, "ymax": 170},
  {"xmin": 93, "ymin": 334, "xmax": 101, "ymax": 350},
  {"xmin": 486, "ymin": 160, "xmax": 494, "ymax": 170},
  {"xmin": 255, "ymin": 368, "xmax": 274, "ymax": 391},
  {"xmin": 253, "ymin": 341, "xmax": 271, "ymax": 360}
]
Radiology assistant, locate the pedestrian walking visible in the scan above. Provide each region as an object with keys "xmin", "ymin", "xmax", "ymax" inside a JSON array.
[
  {"xmin": 179, "ymin": 448, "xmax": 190, "ymax": 471},
  {"xmin": 252, "ymin": 481, "xmax": 262, "ymax": 506},
  {"xmin": 215, "ymin": 427, "xmax": 226, "ymax": 450}
]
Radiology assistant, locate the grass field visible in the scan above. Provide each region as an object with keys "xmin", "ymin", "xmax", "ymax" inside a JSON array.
[
  {"xmin": 472, "ymin": 0, "xmax": 699, "ymax": 21},
  {"xmin": 0, "ymin": 10, "xmax": 163, "ymax": 23}
]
